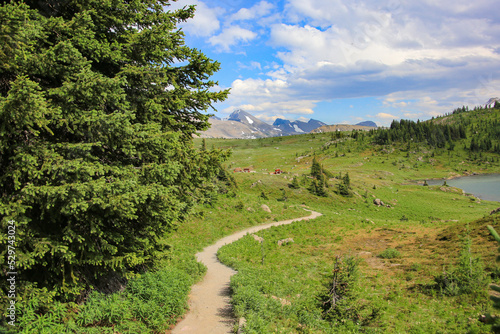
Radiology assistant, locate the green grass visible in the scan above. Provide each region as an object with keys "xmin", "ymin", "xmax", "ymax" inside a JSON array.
[
  {"xmin": 208, "ymin": 130, "xmax": 500, "ymax": 333},
  {"xmin": 10, "ymin": 122, "xmax": 500, "ymax": 333}
]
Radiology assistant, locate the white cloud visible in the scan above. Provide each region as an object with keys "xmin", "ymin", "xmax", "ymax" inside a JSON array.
[
  {"xmin": 218, "ymin": 78, "xmax": 319, "ymax": 118},
  {"xmin": 209, "ymin": 26, "xmax": 257, "ymax": 51},
  {"xmin": 284, "ymin": 0, "xmax": 349, "ymax": 28},
  {"xmin": 229, "ymin": 1, "xmax": 275, "ymax": 23},
  {"xmin": 237, "ymin": 61, "xmax": 262, "ymax": 71},
  {"xmin": 191, "ymin": 0, "xmax": 500, "ymax": 123},
  {"xmin": 169, "ymin": 0, "xmax": 222, "ymax": 37},
  {"xmin": 376, "ymin": 112, "xmax": 398, "ymax": 119}
]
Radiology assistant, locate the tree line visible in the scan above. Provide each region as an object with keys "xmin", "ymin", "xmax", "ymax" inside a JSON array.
[{"xmin": 371, "ymin": 106, "xmax": 500, "ymax": 153}]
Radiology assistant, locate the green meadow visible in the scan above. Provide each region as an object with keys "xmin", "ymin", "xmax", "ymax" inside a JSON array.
[
  {"xmin": 206, "ymin": 120, "xmax": 500, "ymax": 333},
  {"xmin": 9, "ymin": 109, "xmax": 500, "ymax": 333}
]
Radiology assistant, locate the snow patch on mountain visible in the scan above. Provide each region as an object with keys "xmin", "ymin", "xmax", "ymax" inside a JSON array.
[{"xmin": 293, "ymin": 124, "xmax": 304, "ymax": 133}]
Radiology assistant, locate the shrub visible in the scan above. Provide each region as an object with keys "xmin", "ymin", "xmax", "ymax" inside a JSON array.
[
  {"xmin": 319, "ymin": 255, "xmax": 378, "ymax": 326},
  {"xmin": 487, "ymin": 225, "xmax": 500, "ymax": 331},
  {"xmin": 379, "ymin": 248, "xmax": 401, "ymax": 259},
  {"xmin": 433, "ymin": 236, "xmax": 488, "ymax": 296},
  {"xmin": 289, "ymin": 177, "xmax": 300, "ymax": 189},
  {"xmin": 76, "ymin": 268, "xmax": 191, "ymax": 333}
]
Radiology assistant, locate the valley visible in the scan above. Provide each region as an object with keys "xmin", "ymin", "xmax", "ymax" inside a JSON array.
[
  {"xmin": 186, "ymin": 106, "xmax": 500, "ymax": 333},
  {"xmin": 10, "ymin": 106, "xmax": 500, "ymax": 333}
]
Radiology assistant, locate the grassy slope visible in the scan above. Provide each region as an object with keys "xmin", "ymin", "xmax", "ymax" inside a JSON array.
[
  {"xmin": 15, "ymin": 109, "xmax": 500, "ymax": 333},
  {"xmin": 205, "ymin": 110, "xmax": 500, "ymax": 333}
]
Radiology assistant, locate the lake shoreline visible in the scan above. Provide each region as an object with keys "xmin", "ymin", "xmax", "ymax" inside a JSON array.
[{"xmin": 418, "ymin": 173, "xmax": 500, "ymax": 202}]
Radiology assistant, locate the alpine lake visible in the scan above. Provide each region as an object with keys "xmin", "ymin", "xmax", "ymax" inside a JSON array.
[{"xmin": 426, "ymin": 173, "xmax": 500, "ymax": 202}]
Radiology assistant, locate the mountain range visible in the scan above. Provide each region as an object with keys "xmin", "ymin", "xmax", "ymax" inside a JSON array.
[{"xmin": 198, "ymin": 109, "xmax": 377, "ymax": 139}]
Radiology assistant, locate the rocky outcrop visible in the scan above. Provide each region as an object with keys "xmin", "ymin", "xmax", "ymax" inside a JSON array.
[
  {"xmin": 261, "ymin": 204, "xmax": 272, "ymax": 213},
  {"xmin": 277, "ymin": 238, "xmax": 294, "ymax": 246},
  {"xmin": 251, "ymin": 234, "xmax": 264, "ymax": 243},
  {"xmin": 373, "ymin": 199, "xmax": 391, "ymax": 208}
]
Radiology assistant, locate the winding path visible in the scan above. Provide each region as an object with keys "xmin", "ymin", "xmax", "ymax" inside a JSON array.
[{"xmin": 172, "ymin": 209, "xmax": 322, "ymax": 334}]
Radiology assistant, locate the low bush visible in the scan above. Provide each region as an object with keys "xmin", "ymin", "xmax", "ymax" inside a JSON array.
[
  {"xmin": 78, "ymin": 268, "xmax": 191, "ymax": 333},
  {"xmin": 10, "ymin": 268, "xmax": 191, "ymax": 334},
  {"xmin": 379, "ymin": 248, "xmax": 401, "ymax": 259},
  {"xmin": 433, "ymin": 237, "xmax": 488, "ymax": 297}
]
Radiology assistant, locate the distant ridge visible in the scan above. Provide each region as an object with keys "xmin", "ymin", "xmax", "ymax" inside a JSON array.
[
  {"xmin": 199, "ymin": 110, "xmax": 327, "ymax": 138},
  {"xmin": 355, "ymin": 121, "xmax": 377, "ymax": 128},
  {"xmin": 272, "ymin": 118, "xmax": 326, "ymax": 135},
  {"xmin": 311, "ymin": 124, "xmax": 375, "ymax": 133}
]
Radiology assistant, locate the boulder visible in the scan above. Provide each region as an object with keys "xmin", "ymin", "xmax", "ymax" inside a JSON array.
[
  {"xmin": 373, "ymin": 198, "xmax": 384, "ymax": 206},
  {"xmin": 261, "ymin": 204, "xmax": 272, "ymax": 213},
  {"xmin": 491, "ymin": 207, "xmax": 500, "ymax": 215},
  {"xmin": 277, "ymin": 238, "xmax": 294, "ymax": 246},
  {"xmin": 250, "ymin": 180, "xmax": 262, "ymax": 188},
  {"xmin": 252, "ymin": 234, "xmax": 264, "ymax": 243}
]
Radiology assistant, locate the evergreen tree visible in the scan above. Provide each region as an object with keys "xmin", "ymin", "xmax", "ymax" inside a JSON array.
[
  {"xmin": 308, "ymin": 178, "xmax": 327, "ymax": 197},
  {"xmin": 335, "ymin": 172, "xmax": 351, "ymax": 197},
  {"xmin": 311, "ymin": 156, "xmax": 322, "ymax": 179},
  {"xmin": 289, "ymin": 176, "xmax": 300, "ymax": 189},
  {"xmin": 0, "ymin": 0, "xmax": 229, "ymax": 296},
  {"xmin": 343, "ymin": 172, "xmax": 351, "ymax": 189}
]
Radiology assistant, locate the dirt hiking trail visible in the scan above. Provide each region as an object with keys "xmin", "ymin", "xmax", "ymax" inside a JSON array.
[{"xmin": 172, "ymin": 209, "xmax": 322, "ymax": 334}]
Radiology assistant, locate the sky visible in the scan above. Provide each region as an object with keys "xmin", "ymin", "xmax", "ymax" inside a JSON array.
[{"xmin": 168, "ymin": 0, "xmax": 500, "ymax": 126}]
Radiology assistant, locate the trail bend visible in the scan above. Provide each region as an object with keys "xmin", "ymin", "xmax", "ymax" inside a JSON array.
[{"xmin": 172, "ymin": 209, "xmax": 322, "ymax": 334}]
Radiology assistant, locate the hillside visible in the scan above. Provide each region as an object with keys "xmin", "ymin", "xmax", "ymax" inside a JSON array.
[
  {"xmin": 311, "ymin": 123, "xmax": 376, "ymax": 133},
  {"xmin": 374, "ymin": 105, "xmax": 500, "ymax": 153},
  {"xmin": 199, "ymin": 105, "xmax": 500, "ymax": 333},
  {"xmin": 21, "ymin": 105, "xmax": 500, "ymax": 333},
  {"xmin": 356, "ymin": 120, "xmax": 378, "ymax": 127}
]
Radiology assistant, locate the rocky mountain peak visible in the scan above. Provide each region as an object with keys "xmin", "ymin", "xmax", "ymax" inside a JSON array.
[{"xmin": 486, "ymin": 97, "xmax": 500, "ymax": 107}]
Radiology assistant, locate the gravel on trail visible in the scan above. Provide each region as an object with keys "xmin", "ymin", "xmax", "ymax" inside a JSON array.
[{"xmin": 172, "ymin": 209, "xmax": 322, "ymax": 334}]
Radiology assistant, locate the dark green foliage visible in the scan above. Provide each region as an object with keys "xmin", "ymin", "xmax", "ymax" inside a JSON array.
[
  {"xmin": 308, "ymin": 156, "xmax": 328, "ymax": 196},
  {"xmin": 289, "ymin": 176, "xmax": 300, "ymax": 189},
  {"xmin": 373, "ymin": 106, "xmax": 500, "ymax": 156},
  {"xmin": 374, "ymin": 118, "xmax": 467, "ymax": 148},
  {"xmin": 77, "ymin": 268, "xmax": 191, "ymax": 333},
  {"xmin": 320, "ymin": 255, "xmax": 378, "ymax": 326},
  {"xmin": 309, "ymin": 179, "xmax": 328, "ymax": 197},
  {"xmin": 276, "ymin": 189, "xmax": 288, "ymax": 202},
  {"xmin": 487, "ymin": 225, "xmax": 500, "ymax": 332},
  {"xmin": 0, "ymin": 0, "xmax": 228, "ymax": 305},
  {"xmin": 336, "ymin": 172, "xmax": 351, "ymax": 197},
  {"xmin": 12, "ymin": 268, "xmax": 191, "ymax": 333},
  {"xmin": 433, "ymin": 236, "xmax": 488, "ymax": 296},
  {"xmin": 311, "ymin": 156, "xmax": 323, "ymax": 179},
  {"xmin": 379, "ymin": 248, "xmax": 401, "ymax": 259},
  {"xmin": 235, "ymin": 201, "xmax": 245, "ymax": 211}
]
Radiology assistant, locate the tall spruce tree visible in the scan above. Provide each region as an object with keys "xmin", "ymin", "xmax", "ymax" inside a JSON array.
[
  {"xmin": 309, "ymin": 156, "xmax": 327, "ymax": 196},
  {"xmin": 0, "ymin": 0, "xmax": 229, "ymax": 296}
]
